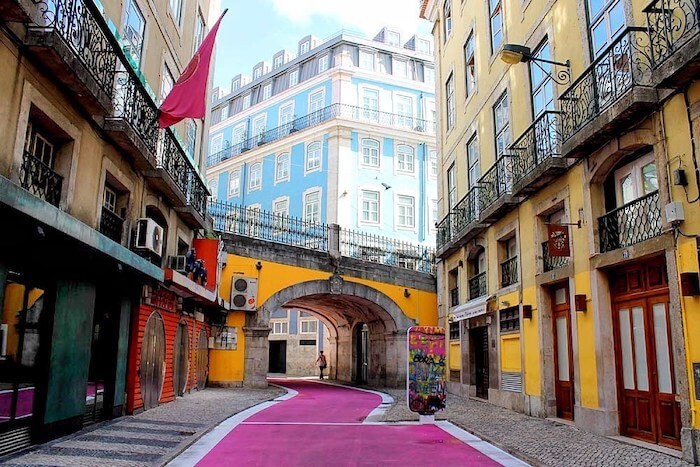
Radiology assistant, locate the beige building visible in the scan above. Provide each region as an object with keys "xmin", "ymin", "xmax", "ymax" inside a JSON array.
[{"xmin": 421, "ymin": 0, "xmax": 700, "ymax": 461}]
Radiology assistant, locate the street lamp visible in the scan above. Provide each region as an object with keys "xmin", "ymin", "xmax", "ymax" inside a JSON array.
[{"xmin": 499, "ymin": 43, "xmax": 572, "ymax": 85}]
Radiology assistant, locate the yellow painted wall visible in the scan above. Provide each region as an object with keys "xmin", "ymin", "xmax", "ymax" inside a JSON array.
[
  {"xmin": 449, "ymin": 341, "xmax": 461, "ymax": 371},
  {"xmin": 501, "ymin": 334, "xmax": 522, "ymax": 373},
  {"xmin": 208, "ymin": 311, "xmax": 246, "ymax": 384},
  {"xmin": 1, "ymin": 284, "xmax": 44, "ymax": 361}
]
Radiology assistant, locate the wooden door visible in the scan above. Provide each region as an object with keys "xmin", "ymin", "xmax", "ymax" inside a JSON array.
[
  {"xmin": 472, "ymin": 327, "xmax": 489, "ymax": 399},
  {"xmin": 552, "ymin": 285, "xmax": 574, "ymax": 420},
  {"xmin": 173, "ymin": 323, "xmax": 189, "ymax": 397},
  {"xmin": 196, "ymin": 329, "xmax": 208, "ymax": 391},
  {"xmin": 140, "ymin": 313, "xmax": 165, "ymax": 410}
]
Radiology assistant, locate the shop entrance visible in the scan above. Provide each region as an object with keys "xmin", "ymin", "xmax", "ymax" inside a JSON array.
[
  {"xmin": 471, "ymin": 326, "xmax": 489, "ymax": 399},
  {"xmin": 551, "ymin": 284, "xmax": 574, "ymax": 420}
]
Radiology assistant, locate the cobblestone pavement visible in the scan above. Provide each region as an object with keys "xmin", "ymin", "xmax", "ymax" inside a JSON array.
[
  {"xmin": 0, "ymin": 387, "xmax": 283, "ymax": 467},
  {"xmin": 376, "ymin": 388, "xmax": 693, "ymax": 467}
]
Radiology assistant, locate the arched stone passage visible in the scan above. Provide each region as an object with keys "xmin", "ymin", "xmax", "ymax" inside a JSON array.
[{"xmin": 243, "ymin": 279, "xmax": 417, "ymax": 388}]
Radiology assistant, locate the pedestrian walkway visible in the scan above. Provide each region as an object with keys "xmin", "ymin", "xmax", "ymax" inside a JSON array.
[
  {"xmin": 0, "ymin": 387, "xmax": 283, "ymax": 466},
  {"xmin": 171, "ymin": 379, "xmax": 525, "ymax": 466},
  {"xmin": 378, "ymin": 388, "xmax": 693, "ymax": 467}
]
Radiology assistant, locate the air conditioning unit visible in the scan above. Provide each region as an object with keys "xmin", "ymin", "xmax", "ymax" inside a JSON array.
[
  {"xmin": 231, "ymin": 277, "xmax": 258, "ymax": 311},
  {"xmin": 169, "ymin": 255, "xmax": 187, "ymax": 274},
  {"xmin": 134, "ymin": 218, "xmax": 164, "ymax": 257}
]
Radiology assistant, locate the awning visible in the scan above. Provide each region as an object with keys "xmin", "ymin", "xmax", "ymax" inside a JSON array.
[{"xmin": 450, "ymin": 295, "xmax": 494, "ymax": 322}]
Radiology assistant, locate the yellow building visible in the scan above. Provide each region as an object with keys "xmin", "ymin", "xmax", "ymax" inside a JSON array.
[
  {"xmin": 0, "ymin": 0, "xmax": 219, "ymax": 454},
  {"xmin": 421, "ymin": 0, "xmax": 699, "ymax": 461}
]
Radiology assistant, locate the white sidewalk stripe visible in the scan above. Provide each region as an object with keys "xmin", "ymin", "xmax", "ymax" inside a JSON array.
[{"xmin": 435, "ymin": 420, "xmax": 530, "ymax": 467}]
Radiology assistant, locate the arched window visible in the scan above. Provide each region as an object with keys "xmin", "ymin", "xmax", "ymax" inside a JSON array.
[
  {"xmin": 397, "ymin": 145, "xmax": 415, "ymax": 173},
  {"xmin": 361, "ymin": 139, "xmax": 380, "ymax": 167},
  {"xmin": 248, "ymin": 162, "xmax": 262, "ymax": 191},
  {"xmin": 275, "ymin": 153, "xmax": 290, "ymax": 182},
  {"xmin": 306, "ymin": 142, "xmax": 321, "ymax": 172}
]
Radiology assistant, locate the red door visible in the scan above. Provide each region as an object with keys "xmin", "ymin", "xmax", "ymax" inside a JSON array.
[{"xmin": 552, "ymin": 285, "xmax": 574, "ymax": 420}]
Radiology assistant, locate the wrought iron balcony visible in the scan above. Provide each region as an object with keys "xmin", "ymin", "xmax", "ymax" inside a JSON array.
[
  {"xmin": 477, "ymin": 155, "xmax": 518, "ymax": 222},
  {"xmin": 99, "ymin": 206, "xmax": 124, "ymax": 243},
  {"xmin": 19, "ymin": 151, "xmax": 63, "ymax": 207},
  {"xmin": 598, "ymin": 190, "xmax": 662, "ymax": 253},
  {"xmin": 450, "ymin": 287, "xmax": 459, "ymax": 307},
  {"xmin": 436, "ymin": 213, "xmax": 452, "ymax": 251},
  {"xmin": 510, "ymin": 111, "xmax": 566, "ymax": 197},
  {"xmin": 206, "ymin": 103, "xmax": 437, "ymax": 167},
  {"xmin": 559, "ymin": 27, "xmax": 656, "ymax": 157},
  {"xmin": 645, "ymin": 0, "xmax": 700, "ymax": 85},
  {"xmin": 19, "ymin": 0, "xmax": 117, "ymax": 114},
  {"xmin": 542, "ymin": 241, "xmax": 570, "ymax": 272},
  {"xmin": 468, "ymin": 272, "xmax": 487, "ymax": 300},
  {"xmin": 453, "ymin": 187, "xmax": 481, "ymax": 234},
  {"xmin": 500, "ymin": 256, "xmax": 518, "ymax": 287}
]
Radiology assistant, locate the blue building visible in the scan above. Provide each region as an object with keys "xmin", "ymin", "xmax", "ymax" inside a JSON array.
[{"xmin": 206, "ymin": 27, "xmax": 438, "ymax": 248}]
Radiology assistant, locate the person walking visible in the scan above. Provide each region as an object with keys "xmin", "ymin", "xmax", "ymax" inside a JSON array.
[{"xmin": 316, "ymin": 350, "xmax": 327, "ymax": 380}]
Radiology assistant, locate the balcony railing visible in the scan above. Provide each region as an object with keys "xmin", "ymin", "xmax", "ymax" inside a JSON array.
[
  {"xmin": 542, "ymin": 241, "xmax": 570, "ymax": 272},
  {"xmin": 510, "ymin": 111, "xmax": 562, "ymax": 182},
  {"xmin": 340, "ymin": 228, "xmax": 435, "ymax": 273},
  {"xmin": 450, "ymin": 287, "xmax": 459, "ymax": 307},
  {"xmin": 645, "ymin": 0, "xmax": 700, "ymax": 67},
  {"xmin": 29, "ymin": 0, "xmax": 117, "ymax": 98},
  {"xmin": 468, "ymin": 272, "xmax": 487, "ymax": 299},
  {"xmin": 501, "ymin": 256, "xmax": 518, "ymax": 287},
  {"xmin": 206, "ymin": 103, "xmax": 437, "ymax": 167},
  {"xmin": 99, "ymin": 206, "xmax": 124, "ymax": 243},
  {"xmin": 158, "ymin": 130, "xmax": 192, "ymax": 198},
  {"xmin": 187, "ymin": 174, "xmax": 208, "ymax": 218},
  {"xmin": 453, "ymin": 187, "xmax": 481, "ymax": 233},
  {"xmin": 560, "ymin": 27, "xmax": 654, "ymax": 142},
  {"xmin": 19, "ymin": 151, "xmax": 62, "ymax": 207},
  {"xmin": 598, "ymin": 190, "xmax": 662, "ymax": 253},
  {"xmin": 436, "ymin": 213, "xmax": 452, "ymax": 250},
  {"xmin": 112, "ymin": 70, "xmax": 160, "ymax": 156},
  {"xmin": 478, "ymin": 155, "xmax": 514, "ymax": 212}
]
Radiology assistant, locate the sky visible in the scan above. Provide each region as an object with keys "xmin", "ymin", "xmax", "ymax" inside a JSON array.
[{"xmin": 211, "ymin": 0, "xmax": 432, "ymax": 90}]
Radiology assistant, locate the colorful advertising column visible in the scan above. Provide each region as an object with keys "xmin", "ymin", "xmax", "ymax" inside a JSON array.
[{"xmin": 407, "ymin": 326, "xmax": 446, "ymax": 421}]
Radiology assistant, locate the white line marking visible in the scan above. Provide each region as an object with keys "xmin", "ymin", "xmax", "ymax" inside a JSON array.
[{"xmin": 435, "ymin": 421, "xmax": 530, "ymax": 467}]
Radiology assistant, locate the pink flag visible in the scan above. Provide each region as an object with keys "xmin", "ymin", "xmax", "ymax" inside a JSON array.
[{"xmin": 158, "ymin": 9, "xmax": 227, "ymax": 128}]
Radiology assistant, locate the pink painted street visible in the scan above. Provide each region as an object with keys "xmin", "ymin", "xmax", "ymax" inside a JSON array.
[{"xmin": 170, "ymin": 380, "xmax": 525, "ymax": 467}]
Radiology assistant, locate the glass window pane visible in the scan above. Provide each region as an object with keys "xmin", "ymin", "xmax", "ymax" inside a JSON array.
[
  {"xmin": 620, "ymin": 174, "xmax": 635, "ymax": 204},
  {"xmin": 592, "ymin": 21, "xmax": 608, "ymax": 55},
  {"xmin": 619, "ymin": 308, "xmax": 635, "ymax": 390},
  {"xmin": 642, "ymin": 163, "xmax": 658, "ymax": 193},
  {"xmin": 555, "ymin": 287, "xmax": 567, "ymax": 305},
  {"xmin": 589, "ymin": 0, "xmax": 605, "ymax": 17},
  {"xmin": 652, "ymin": 303, "xmax": 673, "ymax": 394},
  {"xmin": 556, "ymin": 316, "xmax": 570, "ymax": 382},
  {"xmin": 632, "ymin": 306, "xmax": 649, "ymax": 391},
  {"xmin": 609, "ymin": 1, "xmax": 625, "ymax": 35}
]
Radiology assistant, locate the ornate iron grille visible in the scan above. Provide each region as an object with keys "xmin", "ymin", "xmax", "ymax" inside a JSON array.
[
  {"xmin": 186, "ymin": 173, "xmax": 208, "ymax": 219},
  {"xmin": 436, "ymin": 213, "xmax": 452, "ymax": 250},
  {"xmin": 450, "ymin": 287, "xmax": 459, "ymax": 307},
  {"xmin": 158, "ymin": 129, "xmax": 191, "ymax": 196},
  {"xmin": 510, "ymin": 111, "xmax": 561, "ymax": 182},
  {"xmin": 99, "ymin": 206, "xmax": 124, "ymax": 243},
  {"xmin": 340, "ymin": 228, "xmax": 436, "ymax": 273},
  {"xmin": 478, "ymin": 155, "xmax": 514, "ymax": 212},
  {"xmin": 112, "ymin": 70, "xmax": 159, "ymax": 155},
  {"xmin": 206, "ymin": 103, "xmax": 436, "ymax": 167},
  {"xmin": 468, "ymin": 272, "xmax": 487, "ymax": 299},
  {"xmin": 598, "ymin": 190, "xmax": 662, "ymax": 253},
  {"xmin": 208, "ymin": 201, "xmax": 329, "ymax": 251},
  {"xmin": 560, "ymin": 27, "xmax": 654, "ymax": 142},
  {"xmin": 30, "ymin": 0, "xmax": 118, "ymax": 95},
  {"xmin": 500, "ymin": 256, "xmax": 518, "ymax": 287},
  {"xmin": 453, "ymin": 186, "xmax": 481, "ymax": 233},
  {"xmin": 20, "ymin": 151, "xmax": 63, "ymax": 206},
  {"xmin": 645, "ymin": 0, "xmax": 700, "ymax": 67},
  {"xmin": 542, "ymin": 241, "xmax": 570, "ymax": 272}
]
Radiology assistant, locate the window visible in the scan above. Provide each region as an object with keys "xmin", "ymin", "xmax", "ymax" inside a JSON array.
[
  {"xmin": 275, "ymin": 153, "xmax": 290, "ymax": 182},
  {"xmin": 429, "ymin": 150, "xmax": 438, "ymax": 177},
  {"xmin": 123, "ymin": 0, "xmax": 145, "ymax": 66},
  {"xmin": 443, "ymin": 0, "xmax": 452, "ymax": 41},
  {"xmin": 220, "ymin": 105, "xmax": 229, "ymax": 121},
  {"xmin": 210, "ymin": 135, "xmax": 223, "ymax": 155},
  {"xmin": 417, "ymin": 38, "xmax": 432, "ymax": 54},
  {"xmin": 289, "ymin": 69, "xmax": 299, "ymax": 87},
  {"xmin": 361, "ymin": 190, "xmax": 380, "ymax": 223},
  {"xmin": 273, "ymin": 55, "xmax": 283, "ymax": 69},
  {"xmin": 449, "ymin": 322, "xmax": 460, "ymax": 340},
  {"xmin": 360, "ymin": 49, "xmax": 375, "ymax": 71},
  {"xmin": 531, "ymin": 41, "xmax": 555, "ymax": 117},
  {"xmin": 493, "ymin": 92, "xmax": 511, "ymax": 158},
  {"xmin": 160, "ymin": 64, "xmax": 174, "ymax": 103},
  {"xmin": 248, "ymin": 163, "xmax": 262, "ymax": 191},
  {"xmin": 431, "ymin": 199, "xmax": 438, "ymax": 227},
  {"xmin": 464, "ymin": 33, "xmax": 476, "ymax": 97},
  {"xmin": 447, "ymin": 164, "xmax": 456, "ymax": 209},
  {"xmin": 448, "ymin": 268, "xmax": 459, "ymax": 306},
  {"xmin": 446, "ymin": 74, "xmax": 455, "ymax": 131},
  {"xmin": 169, "ymin": 0, "xmax": 182, "ymax": 25},
  {"xmin": 207, "ymin": 179, "xmax": 218, "ymax": 201},
  {"xmin": 387, "ymin": 31, "xmax": 401, "ymax": 46},
  {"xmin": 232, "ymin": 124, "xmax": 246, "ymax": 147},
  {"xmin": 306, "ymin": 141, "xmax": 321, "ymax": 172},
  {"xmin": 300, "ymin": 41, "xmax": 310, "ymax": 54},
  {"xmin": 242, "ymin": 94, "xmax": 251, "ymax": 109},
  {"xmin": 362, "ymin": 88, "xmax": 379, "ymax": 121},
  {"xmin": 193, "ymin": 12, "xmax": 205, "ymax": 51},
  {"xmin": 304, "ymin": 189, "xmax": 321, "ymax": 223},
  {"xmin": 362, "ymin": 139, "xmax": 380, "ymax": 167},
  {"xmin": 228, "ymin": 169, "xmax": 240, "ymax": 196},
  {"xmin": 501, "ymin": 236, "xmax": 518, "ymax": 287},
  {"xmin": 309, "ymin": 90, "xmax": 324, "ymax": 113},
  {"xmin": 397, "ymin": 145, "xmax": 415, "ymax": 173},
  {"xmin": 489, "ymin": 0, "xmax": 504, "ymax": 52},
  {"xmin": 393, "ymin": 59, "xmax": 408, "ymax": 78},
  {"xmin": 253, "ymin": 67, "xmax": 263, "ymax": 79},
  {"xmin": 272, "ymin": 321, "xmax": 288, "ymax": 335},
  {"xmin": 614, "ymin": 153, "xmax": 658, "ymax": 205},
  {"xmin": 272, "ymin": 197, "xmax": 289, "ymax": 232},
  {"xmin": 500, "ymin": 306, "xmax": 520, "ymax": 333},
  {"xmin": 186, "ymin": 120, "xmax": 196, "ymax": 157},
  {"xmin": 262, "ymin": 83, "xmax": 272, "ymax": 100},
  {"xmin": 26, "ymin": 126, "xmax": 56, "ymax": 168},
  {"xmin": 252, "ymin": 115, "xmax": 266, "ymax": 142},
  {"xmin": 395, "ymin": 95, "xmax": 413, "ymax": 127},
  {"xmin": 467, "ymin": 134, "xmax": 480, "ymax": 187},
  {"xmin": 397, "ymin": 195, "xmax": 415, "ymax": 228},
  {"xmin": 589, "ymin": 0, "xmax": 625, "ymax": 56},
  {"xmin": 279, "ymin": 102, "xmax": 294, "ymax": 127},
  {"xmin": 318, "ymin": 55, "xmax": 329, "ymax": 72},
  {"xmin": 300, "ymin": 320, "xmax": 318, "ymax": 333},
  {"xmin": 103, "ymin": 186, "xmax": 117, "ymax": 212},
  {"xmin": 425, "ymin": 66, "xmax": 436, "ymax": 86}
]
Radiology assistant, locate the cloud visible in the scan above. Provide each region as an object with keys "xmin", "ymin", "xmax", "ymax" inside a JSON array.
[{"xmin": 267, "ymin": 0, "xmax": 430, "ymax": 37}]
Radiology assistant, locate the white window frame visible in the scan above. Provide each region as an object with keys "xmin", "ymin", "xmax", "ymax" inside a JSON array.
[
  {"xmin": 289, "ymin": 68, "xmax": 299, "ymax": 87},
  {"xmin": 430, "ymin": 198, "xmax": 438, "ymax": 231},
  {"xmin": 160, "ymin": 63, "xmax": 175, "ymax": 103},
  {"xmin": 360, "ymin": 189, "xmax": 380, "ymax": 224},
  {"xmin": 303, "ymin": 188, "xmax": 322, "ymax": 223},
  {"xmin": 232, "ymin": 122, "xmax": 246, "ymax": 148},
  {"xmin": 396, "ymin": 144, "xmax": 416, "ymax": 174},
  {"xmin": 359, "ymin": 49, "xmax": 375, "ymax": 71},
  {"xmin": 279, "ymin": 101, "xmax": 295, "ymax": 127},
  {"xmin": 242, "ymin": 94, "xmax": 251, "ymax": 110},
  {"xmin": 300, "ymin": 319, "xmax": 318, "ymax": 334},
  {"xmin": 396, "ymin": 194, "xmax": 416, "ymax": 229},
  {"xmin": 210, "ymin": 134, "xmax": 223, "ymax": 155},
  {"xmin": 207, "ymin": 179, "xmax": 218, "ymax": 201},
  {"xmin": 305, "ymin": 141, "xmax": 322, "ymax": 174},
  {"xmin": 252, "ymin": 114, "xmax": 267, "ymax": 141},
  {"xmin": 253, "ymin": 66, "xmax": 263, "ymax": 80},
  {"xmin": 489, "ymin": 0, "xmax": 504, "ymax": 53},
  {"xmin": 103, "ymin": 186, "xmax": 117, "ymax": 212},
  {"xmin": 467, "ymin": 133, "xmax": 481, "ymax": 187},
  {"xmin": 429, "ymin": 149, "xmax": 438, "ymax": 178},
  {"xmin": 220, "ymin": 105, "xmax": 229, "ymax": 121},
  {"xmin": 228, "ymin": 169, "xmax": 241, "ymax": 197},
  {"xmin": 318, "ymin": 54, "xmax": 330, "ymax": 73},
  {"xmin": 393, "ymin": 93, "xmax": 414, "ymax": 128},
  {"xmin": 169, "ymin": 0, "xmax": 182, "ymax": 25},
  {"xmin": 361, "ymin": 138, "xmax": 380, "ymax": 168},
  {"xmin": 275, "ymin": 152, "xmax": 290, "ymax": 183},
  {"xmin": 465, "ymin": 32, "xmax": 477, "ymax": 97},
  {"xmin": 387, "ymin": 30, "xmax": 401, "ymax": 47},
  {"xmin": 271, "ymin": 320, "xmax": 289, "ymax": 335},
  {"xmin": 493, "ymin": 91, "xmax": 511, "ymax": 158},
  {"xmin": 122, "ymin": 0, "xmax": 145, "ymax": 68},
  {"xmin": 446, "ymin": 73, "xmax": 455, "ymax": 131},
  {"xmin": 443, "ymin": 0, "xmax": 452, "ymax": 42},
  {"xmin": 447, "ymin": 163, "xmax": 456, "ymax": 209},
  {"xmin": 262, "ymin": 83, "xmax": 272, "ymax": 100},
  {"xmin": 417, "ymin": 38, "xmax": 432, "ymax": 54},
  {"xmin": 273, "ymin": 55, "xmax": 283, "ymax": 69},
  {"xmin": 393, "ymin": 58, "xmax": 408, "ymax": 79},
  {"xmin": 300, "ymin": 41, "xmax": 310, "ymax": 54},
  {"xmin": 308, "ymin": 89, "xmax": 325, "ymax": 114},
  {"xmin": 272, "ymin": 196, "xmax": 290, "ymax": 234},
  {"xmin": 248, "ymin": 162, "xmax": 262, "ymax": 192},
  {"xmin": 359, "ymin": 85, "xmax": 380, "ymax": 122}
]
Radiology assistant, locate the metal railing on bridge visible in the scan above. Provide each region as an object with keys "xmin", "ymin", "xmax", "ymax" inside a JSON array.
[{"xmin": 209, "ymin": 201, "xmax": 436, "ymax": 274}]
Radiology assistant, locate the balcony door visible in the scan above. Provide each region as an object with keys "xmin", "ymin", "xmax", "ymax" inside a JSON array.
[{"xmin": 613, "ymin": 154, "xmax": 660, "ymax": 246}]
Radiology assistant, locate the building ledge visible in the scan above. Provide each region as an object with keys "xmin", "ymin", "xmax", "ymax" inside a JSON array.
[{"xmin": 164, "ymin": 268, "xmax": 229, "ymax": 309}]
